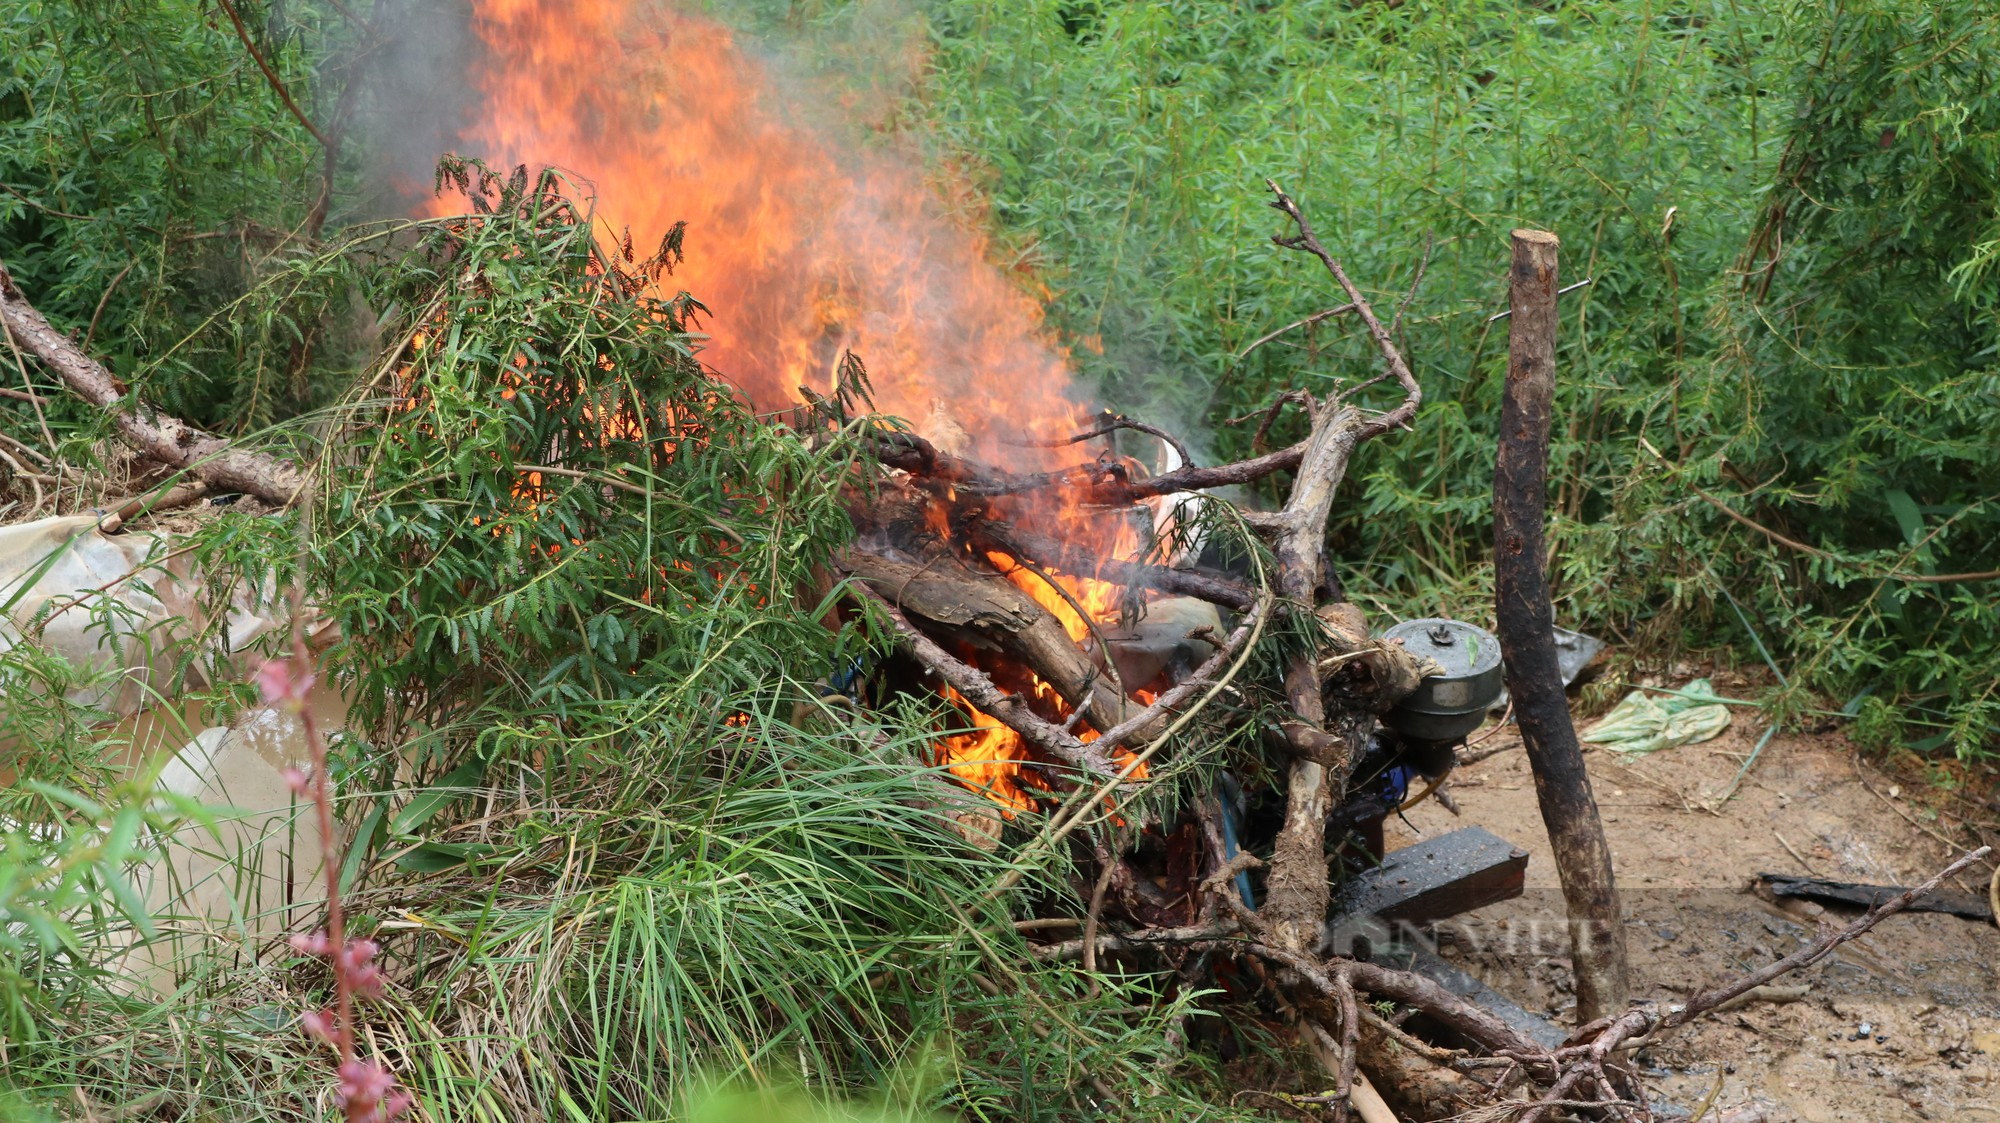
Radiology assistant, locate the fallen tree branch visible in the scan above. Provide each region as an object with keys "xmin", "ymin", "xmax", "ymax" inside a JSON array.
[
  {"xmin": 841, "ymin": 544, "xmax": 1146, "ymax": 739},
  {"xmin": 1190, "ymin": 937, "xmax": 1556, "ymax": 1064},
  {"xmin": 1515, "ymin": 846, "xmax": 1991, "ymax": 1123},
  {"xmin": 1238, "ymin": 303, "xmax": 1358, "ymax": 359},
  {"xmin": 1249, "ymin": 183, "xmax": 1430, "ymax": 954},
  {"xmin": 877, "ymin": 427, "xmax": 1313, "ymax": 504},
  {"xmin": 1259, "ymin": 401, "xmax": 1370, "ymax": 951},
  {"xmin": 0, "ymin": 261, "xmax": 309, "ymax": 505}
]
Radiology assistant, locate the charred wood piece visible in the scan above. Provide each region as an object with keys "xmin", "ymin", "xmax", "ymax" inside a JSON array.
[
  {"xmin": 1758, "ymin": 872, "xmax": 1995, "ymax": 923},
  {"xmin": 974, "ymin": 522, "xmax": 1257, "ymax": 614},
  {"xmin": 839, "ymin": 544, "xmax": 1148, "ymax": 740},
  {"xmin": 843, "ymin": 579, "xmax": 1127, "ymax": 783}
]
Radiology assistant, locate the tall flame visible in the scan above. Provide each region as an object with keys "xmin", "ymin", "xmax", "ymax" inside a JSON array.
[
  {"xmin": 433, "ymin": 0, "xmax": 1091, "ymax": 467},
  {"xmin": 438, "ymin": 0, "xmax": 1157, "ymax": 810}
]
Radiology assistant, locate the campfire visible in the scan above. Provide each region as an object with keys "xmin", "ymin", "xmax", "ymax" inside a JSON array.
[
  {"xmin": 433, "ymin": 0, "xmax": 1449, "ymax": 983},
  {"xmin": 432, "ymin": 0, "xmax": 1361, "ymax": 822}
]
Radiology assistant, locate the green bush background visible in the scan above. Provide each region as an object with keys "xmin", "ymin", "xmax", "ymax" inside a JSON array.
[
  {"xmin": 899, "ymin": 0, "xmax": 2000, "ymax": 755},
  {"xmin": 11, "ymin": 0, "xmax": 1996, "ymax": 753}
]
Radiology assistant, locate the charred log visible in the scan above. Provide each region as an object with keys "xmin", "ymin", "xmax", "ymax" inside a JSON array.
[{"xmin": 839, "ymin": 543, "xmax": 1154, "ymax": 741}]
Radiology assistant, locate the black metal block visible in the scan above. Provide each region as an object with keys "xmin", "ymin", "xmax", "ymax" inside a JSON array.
[{"xmin": 1331, "ymin": 824, "xmax": 1530, "ymax": 926}]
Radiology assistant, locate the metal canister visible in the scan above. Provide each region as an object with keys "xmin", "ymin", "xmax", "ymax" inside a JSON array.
[{"xmin": 1379, "ymin": 617, "xmax": 1505, "ymax": 743}]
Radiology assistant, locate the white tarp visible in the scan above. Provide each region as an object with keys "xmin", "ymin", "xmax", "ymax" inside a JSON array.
[{"xmin": 0, "ymin": 514, "xmax": 284, "ymax": 716}]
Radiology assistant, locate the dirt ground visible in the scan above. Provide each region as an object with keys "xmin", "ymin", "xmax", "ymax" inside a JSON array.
[{"xmin": 1385, "ymin": 687, "xmax": 2000, "ymax": 1122}]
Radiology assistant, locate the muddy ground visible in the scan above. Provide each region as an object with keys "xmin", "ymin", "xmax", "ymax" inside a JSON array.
[{"xmin": 1384, "ymin": 678, "xmax": 2000, "ymax": 1122}]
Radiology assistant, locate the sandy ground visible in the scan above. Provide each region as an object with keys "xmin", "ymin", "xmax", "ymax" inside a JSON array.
[{"xmin": 1385, "ymin": 699, "xmax": 2000, "ymax": 1122}]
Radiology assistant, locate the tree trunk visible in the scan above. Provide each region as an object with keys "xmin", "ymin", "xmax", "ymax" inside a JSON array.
[{"xmin": 1493, "ymin": 229, "xmax": 1629, "ymax": 1022}]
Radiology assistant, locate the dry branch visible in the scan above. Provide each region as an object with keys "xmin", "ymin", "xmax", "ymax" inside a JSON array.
[
  {"xmin": 875, "ymin": 427, "xmax": 1314, "ymax": 504},
  {"xmin": 1263, "ymin": 181, "xmax": 1423, "ymax": 439},
  {"xmin": 1011, "ymin": 413, "xmax": 1194, "ymax": 470},
  {"xmin": 1253, "ymin": 183, "xmax": 1429, "ymax": 954},
  {"xmin": 1509, "ymin": 846, "xmax": 1992, "ymax": 1123},
  {"xmin": 0, "ymin": 260, "xmax": 308, "ymax": 505}
]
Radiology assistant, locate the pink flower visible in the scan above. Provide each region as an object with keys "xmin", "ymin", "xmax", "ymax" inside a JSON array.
[
  {"xmin": 289, "ymin": 930, "xmax": 332, "ymax": 957},
  {"xmin": 340, "ymin": 939, "xmax": 386, "ymax": 1000},
  {"xmin": 255, "ymin": 656, "xmax": 315, "ymax": 711},
  {"xmin": 283, "ymin": 767, "xmax": 312, "ymax": 796},
  {"xmin": 337, "ymin": 1058, "xmax": 396, "ymax": 1109},
  {"xmin": 300, "ymin": 1009, "xmax": 335, "ymax": 1042}
]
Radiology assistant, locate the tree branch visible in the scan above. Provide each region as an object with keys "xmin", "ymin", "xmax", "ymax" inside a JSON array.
[
  {"xmin": 974, "ymin": 522, "xmax": 1257, "ymax": 613},
  {"xmin": 843, "ymin": 579, "xmax": 1129, "ymax": 784},
  {"xmin": 1264, "ymin": 182, "xmax": 1423, "ymax": 440},
  {"xmin": 0, "ymin": 260, "xmax": 308, "ymax": 504}
]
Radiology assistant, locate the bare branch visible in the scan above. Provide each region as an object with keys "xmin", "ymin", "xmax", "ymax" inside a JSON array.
[
  {"xmin": 0, "ymin": 260, "xmax": 309, "ymax": 504},
  {"xmin": 1264, "ymin": 182, "xmax": 1422, "ymax": 440},
  {"xmin": 1010, "ymin": 413, "xmax": 1195, "ymax": 471},
  {"xmin": 1238, "ymin": 303, "xmax": 1358, "ymax": 359},
  {"xmin": 1660, "ymin": 845, "xmax": 1991, "ymax": 1033},
  {"xmin": 1390, "ymin": 232, "xmax": 1435, "ymax": 337},
  {"xmin": 1090, "ymin": 591, "xmax": 1268, "ymax": 756}
]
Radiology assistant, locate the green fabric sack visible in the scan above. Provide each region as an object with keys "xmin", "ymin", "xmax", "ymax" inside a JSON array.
[{"xmin": 1580, "ymin": 679, "xmax": 1732, "ymax": 754}]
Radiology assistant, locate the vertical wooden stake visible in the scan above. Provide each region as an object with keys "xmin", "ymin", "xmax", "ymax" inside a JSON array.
[{"xmin": 1493, "ymin": 229, "xmax": 1629, "ymax": 1023}]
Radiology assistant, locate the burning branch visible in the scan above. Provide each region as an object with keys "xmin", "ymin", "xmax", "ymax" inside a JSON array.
[
  {"xmin": 846, "ymin": 580, "xmax": 1131, "ymax": 784},
  {"xmin": 840, "ymin": 543, "xmax": 1151, "ymax": 741}
]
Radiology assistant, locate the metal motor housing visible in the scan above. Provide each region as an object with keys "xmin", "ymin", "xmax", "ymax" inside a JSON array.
[{"xmin": 1380, "ymin": 617, "xmax": 1505, "ymax": 743}]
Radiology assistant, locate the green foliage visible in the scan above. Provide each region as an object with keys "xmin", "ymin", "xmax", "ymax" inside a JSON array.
[
  {"xmin": 0, "ymin": 659, "xmax": 197, "ymax": 1061},
  {"xmin": 904, "ymin": 0, "xmax": 2000, "ymax": 755},
  {"xmin": 9, "ymin": 0, "xmax": 2000, "ymax": 1118},
  {"xmin": 320, "ymin": 160, "xmax": 862, "ymax": 728},
  {"xmin": 0, "ymin": 0, "xmax": 366, "ymax": 435}
]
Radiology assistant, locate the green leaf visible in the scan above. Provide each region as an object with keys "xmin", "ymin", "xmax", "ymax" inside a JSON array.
[
  {"xmin": 1885, "ymin": 488, "xmax": 1925, "ymax": 547},
  {"xmin": 390, "ymin": 761, "xmax": 487, "ymax": 838},
  {"xmin": 393, "ymin": 841, "xmax": 498, "ymax": 873}
]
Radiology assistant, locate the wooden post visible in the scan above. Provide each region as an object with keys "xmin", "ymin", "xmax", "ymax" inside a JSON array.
[{"xmin": 1493, "ymin": 229, "xmax": 1629, "ymax": 1023}]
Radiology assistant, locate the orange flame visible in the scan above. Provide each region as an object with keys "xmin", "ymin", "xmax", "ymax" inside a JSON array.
[{"xmin": 434, "ymin": 0, "xmax": 1093, "ymax": 467}]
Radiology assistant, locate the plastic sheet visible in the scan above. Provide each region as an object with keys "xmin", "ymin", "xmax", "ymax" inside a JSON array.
[{"xmin": 0, "ymin": 514, "xmax": 283, "ymax": 716}]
